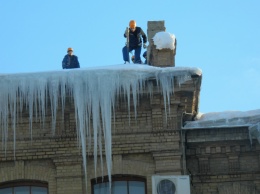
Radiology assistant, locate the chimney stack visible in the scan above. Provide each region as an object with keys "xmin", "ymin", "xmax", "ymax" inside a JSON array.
[{"xmin": 147, "ymin": 21, "xmax": 176, "ymax": 67}]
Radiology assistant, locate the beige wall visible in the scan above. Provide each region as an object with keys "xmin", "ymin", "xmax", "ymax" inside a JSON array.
[
  {"xmin": 186, "ymin": 127, "xmax": 260, "ymax": 194},
  {"xmin": 0, "ymin": 93, "xmax": 188, "ymax": 194},
  {"xmin": 0, "ymin": 82, "xmax": 259, "ymax": 194}
]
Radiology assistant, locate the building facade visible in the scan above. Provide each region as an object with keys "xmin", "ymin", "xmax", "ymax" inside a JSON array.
[{"xmin": 0, "ymin": 21, "xmax": 259, "ymax": 194}]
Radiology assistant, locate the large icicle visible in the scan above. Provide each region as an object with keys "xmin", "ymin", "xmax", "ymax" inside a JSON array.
[{"xmin": 0, "ymin": 65, "xmax": 201, "ymax": 191}]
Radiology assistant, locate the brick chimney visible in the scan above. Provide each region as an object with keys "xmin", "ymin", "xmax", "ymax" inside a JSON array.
[{"xmin": 147, "ymin": 21, "xmax": 176, "ymax": 67}]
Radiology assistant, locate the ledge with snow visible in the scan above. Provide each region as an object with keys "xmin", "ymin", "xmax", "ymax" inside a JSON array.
[{"xmin": 183, "ymin": 109, "xmax": 260, "ymax": 143}]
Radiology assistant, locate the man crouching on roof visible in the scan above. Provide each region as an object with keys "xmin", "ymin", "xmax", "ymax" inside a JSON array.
[{"xmin": 122, "ymin": 20, "xmax": 147, "ymax": 64}]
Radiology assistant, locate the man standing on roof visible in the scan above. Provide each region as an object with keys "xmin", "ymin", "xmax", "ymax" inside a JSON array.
[
  {"xmin": 62, "ymin": 47, "xmax": 80, "ymax": 69},
  {"xmin": 122, "ymin": 20, "xmax": 147, "ymax": 64}
]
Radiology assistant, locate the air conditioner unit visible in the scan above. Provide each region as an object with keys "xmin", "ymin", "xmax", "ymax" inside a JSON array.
[{"xmin": 152, "ymin": 175, "xmax": 190, "ymax": 194}]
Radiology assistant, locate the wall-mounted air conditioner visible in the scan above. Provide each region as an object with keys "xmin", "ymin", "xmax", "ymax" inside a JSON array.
[{"xmin": 152, "ymin": 175, "xmax": 190, "ymax": 194}]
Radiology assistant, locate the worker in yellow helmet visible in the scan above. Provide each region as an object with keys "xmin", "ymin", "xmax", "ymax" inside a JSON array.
[
  {"xmin": 122, "ymin": 20, "xmax": 147, "ymax": 64},
  {"xmin": 62, "ymin": 47, "xmax": 80, "ymax": 69}
]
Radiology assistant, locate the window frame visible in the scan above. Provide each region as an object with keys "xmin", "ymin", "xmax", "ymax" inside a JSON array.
[
  {"xmin": 91, "ymin": 174, "xmax": 147, "ymax": 194},
  {"xmin": 0, "ymin": 180, "xmax": 48, "ymax": 194}
]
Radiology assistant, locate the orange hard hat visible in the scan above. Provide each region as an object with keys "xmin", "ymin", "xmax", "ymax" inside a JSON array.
[
  {"xmin": 67, "ymin": 47, "xmax": 73, "ymax": 52},
  {"xmin": 129, "ymin": 20, "xmax": 136, "ymax": 29}
]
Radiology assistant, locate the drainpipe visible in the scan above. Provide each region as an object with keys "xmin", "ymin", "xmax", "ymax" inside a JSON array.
[
  {"xmin": 180, "ymin": 112, "xmax": 194, "ymax": 175},
  {"xmin": 180, "ymin": 111, "xmax": 198, "ymax": 175}
]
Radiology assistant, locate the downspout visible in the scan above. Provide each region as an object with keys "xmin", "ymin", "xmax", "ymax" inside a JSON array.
[
  {"xmin": 180, "ymin": 111, "xmax": 194, "ymax": 175},
  {"xmin": 180, "ymin": 111, "xmax": 202, "ymax": 175},
  {"xmin": 179, "ymin": 74, "xmax": 201, "ymax": 175},
  {"xmin": 180, "ymin": 117, "xmax": 186, "ymax": 174}
]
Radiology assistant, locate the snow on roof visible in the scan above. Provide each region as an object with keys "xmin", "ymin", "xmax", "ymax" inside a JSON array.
[
  {"xmin": 184, "ymin": 109, "xmax": 260, "ymax": 128},
  {"xmin": 184, "ymin": 109, "xmax": 260, "ymax": 143},
  {"xmin": 0, "ymin": 64, "xmax": 201, "ymax": 77},
  {"xmin": 153, "ymin": 31, "xmax": 176, "ymax": 50}
]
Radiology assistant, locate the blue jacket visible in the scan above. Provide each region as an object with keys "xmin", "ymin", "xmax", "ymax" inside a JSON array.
[
  {"xmin": 124, "ymin": 27, "xmax": 147, "ymax": 48},
  {"xmin": 62, "ymin": 54, "xmax": 80, "ymax": 69}
]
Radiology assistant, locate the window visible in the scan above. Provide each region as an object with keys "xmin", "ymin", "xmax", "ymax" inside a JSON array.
[
  {"xmin": 0, "ymin": 180, "xmax": 48, "ymax": 194},
  {"xmin": 92, "ymin": 175, "xmax": 146, "ymax": 194}
]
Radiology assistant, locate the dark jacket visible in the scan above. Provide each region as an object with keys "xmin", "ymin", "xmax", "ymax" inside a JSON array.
[
  {"xmin": 124, "ymin": 27, "xmax": 147, "ymax": 48},
  {"xmin": 62, "ymin": 54, "xmax": 80, "ymax": 69}
]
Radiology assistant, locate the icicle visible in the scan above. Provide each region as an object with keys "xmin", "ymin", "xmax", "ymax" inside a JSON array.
[
  {"xmin": 249, "ymin": 123, "xmax": 260, "ymax": 144},
  {"xmin": 0, "ymin": 65, "xmax": 201, "ymax": 193}
]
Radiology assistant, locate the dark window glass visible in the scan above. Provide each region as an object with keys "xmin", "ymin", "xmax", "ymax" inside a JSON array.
[
  {"xmin": 94, "ymin": 182, "xmax": 109, "ymax": 194},
  {"xmin": 14, "ymin": 186, "xmax": 30, "ymax": 194},
  {"xmin": 31, "ymin": 187, "xmax": 48, "ymax": 194},
  {"xmin": 0, "ymin": 188, "xmax": 12, "ymax": 194},
  {"xmin": 92, "ymin": 175, "xmax": 146, "ymax": 194},
  {"xmin": 129, "ymin": 181, "xmax": 145, "ymax": 194},
  {"xmin": 0, "ymin": 181, "xmax": 48, "ymax": 194},
  {"xmin": 113, "ymin": 181, "xmax": 127, "ymax": 194}
]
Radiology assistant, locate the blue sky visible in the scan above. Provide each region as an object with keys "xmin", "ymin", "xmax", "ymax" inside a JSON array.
[{"xmin": 1, "ymin": 0, "xmax": 260, "ymax": 113}]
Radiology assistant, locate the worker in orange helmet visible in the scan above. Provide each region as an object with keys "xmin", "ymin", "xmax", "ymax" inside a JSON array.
[
  {"xmin": 62, "ymin": 47, "xmax": 80, "ymax": 69},
  {"xmin": 122, "ymin": 20, "xmax": 147, "ymax": 64}
]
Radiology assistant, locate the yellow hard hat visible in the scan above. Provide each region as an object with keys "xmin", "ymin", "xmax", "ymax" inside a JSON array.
[
  {"xmin": 129, "ymin": 20, "xmax": 136, "ymax": 29},
  {"xmin": 67, "ymin": 47, "xmax": 73, "ymax": 52}
]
